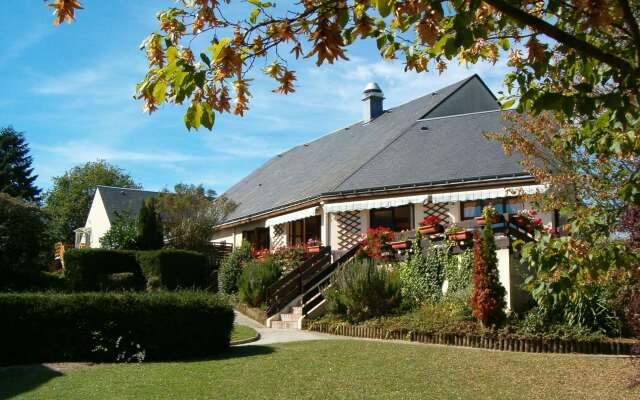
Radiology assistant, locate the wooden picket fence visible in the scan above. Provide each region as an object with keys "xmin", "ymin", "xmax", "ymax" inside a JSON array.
[{"xmin": 305, "ymin": 322, "xmax": 636, "ymax": 355}]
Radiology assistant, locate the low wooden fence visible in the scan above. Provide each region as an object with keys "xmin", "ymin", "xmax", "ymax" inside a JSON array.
[{"xmin": 305, "ymin": 322, "xmax": 636, "ymax": 355}]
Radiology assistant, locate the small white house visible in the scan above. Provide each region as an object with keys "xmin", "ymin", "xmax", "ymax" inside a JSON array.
[{"xmin": 75, "ymin": 186, "xmax": 159, "ymax": 248}]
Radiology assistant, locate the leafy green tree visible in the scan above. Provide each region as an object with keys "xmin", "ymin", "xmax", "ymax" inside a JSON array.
[
  {"xmin": 137, "ymin": 198, "xmax": 164, "ymax": 250},
  {"xmin": 99, "ymin": 212, "xmax": 138, "ymax": 250},
  {"xmin": 44, "ymin": 160, "xmax": 140, "ymax": 243},
  {"xmin": 156, "ymin": 183, "xmax": 236, "ymax": 251},
  {"xmin": 0, "ymin": 127, "xmax": 41, "ymax": 202},
  {"xmin": 0, "ymin": 193, "xmax": 48, "ymax": 288}
]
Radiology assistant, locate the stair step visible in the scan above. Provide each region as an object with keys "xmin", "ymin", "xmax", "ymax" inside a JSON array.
[
  {"xmin": 280, "ymin": 313, "xmax": 300, "ymax": 322},
  {"xmin": 291, "ymin": 306, "xmax": 303, "ymax": 314},
  {"xmin": 271, "ymin": 320, "xmax": 298, "ymax": 330}
]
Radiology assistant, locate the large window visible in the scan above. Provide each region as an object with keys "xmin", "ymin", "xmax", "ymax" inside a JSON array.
[
  {"xmin": 289, "ymin": 215, "xmax": 321, "ymax": 246},
  {"xmin": 461, "ymin": 198, "xmax": 525, "ymax": 220},
  {"xmin": 242, "ymin": 227, "xmax": 270, "ymax": 249},
  {"xmin": 370, "ymin": 205, "xmax": 412, "ymax": 231}
]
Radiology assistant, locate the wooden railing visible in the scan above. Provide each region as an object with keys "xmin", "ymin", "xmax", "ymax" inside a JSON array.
[
  {"xmin": 265, "ymin": 247, "xmax": 332, "ymax": 316},
  {"xmin": 301, "ymin": 243, "xmax": 360, "ymax": 315}
]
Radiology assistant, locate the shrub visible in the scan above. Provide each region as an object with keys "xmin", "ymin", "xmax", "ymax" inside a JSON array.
[
  {"xmin": 470, "ymin": 219, "xmax": 506, "ymax": 327},
  {"xmin": 99, "ymin": 212, "xmax": 139, "ymax": 250},
  {"xmin": 0, "ymin": 193, "xmax": 48, "ymax": 289},
  {"xmin": 238, "ymin": 257, "xmax": 282, "ymax": 307},
  {"xmin": 270, "ymin": 245, "xmax": 308, "ymax": 274},
  {"xmin": 218, "ymin": 240, "xmax": 252, "ymax": 294},
  {"xmin": 323, "ymin": 259, "xmax": 402, "ymax": 322},
  {"xmin": 0, "ymin": 291, "xmax": 234, "ymax": 365},
  {"xmin": 97, "ymin": 272, "xmax": 145, "ymax": 292},
  {"xmin": 64, "ymin": 249, "xmax": 144, "ymax": 291},
  {"xmin": 137, "ymin": 249, "xmax": 208, "ymax": 290}
]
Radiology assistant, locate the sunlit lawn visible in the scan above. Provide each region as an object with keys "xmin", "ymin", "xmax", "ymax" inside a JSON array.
[
  {"xmin": 1, "ymin": 340, "xmax": 636, "ymax": 399},
  {"xmin": 230, "ymin": 325, "xmax": 258, "ymax": 342}
]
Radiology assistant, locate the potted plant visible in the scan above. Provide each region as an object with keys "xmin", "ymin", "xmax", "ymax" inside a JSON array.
[
  {"xmin": 475, "ymin": 205, "xmax": 500, "ymax": 225},
  {"xmin": 418, "ymin": 215, "xmax": 444, "ymax": 235},
  {"xmin": 359, "ymin": 227, "xmax": 394, "ymax": 260},
  {"xmin": 512, "ymin": 209, "xmax": 543, "ymax": 231},
  {"xmin": 445, "ymin": 224, "xmax": 471, "ymax": 241},
  {"xmin": 389, "ymin": 230, "xmax": 411, "ymax": 250},
  {"xmin": 306, "ymin": 238, "xmax": 321, "ymax": 253}
]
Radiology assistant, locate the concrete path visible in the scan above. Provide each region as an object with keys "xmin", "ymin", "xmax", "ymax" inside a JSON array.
[{"xmin": 234, "ymin": 311, "xmax": 335, "ymax": 346}]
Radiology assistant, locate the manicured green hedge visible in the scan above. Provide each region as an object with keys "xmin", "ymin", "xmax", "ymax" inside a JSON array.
[
  {"xmin": 64, "ymin": 249, "xmax": 209, "ymax": 291},
  {"xmin": 0, "ymin": 291, "xmax": 234, "ymax": 365},
  {"xmin": 64, "ymin": 249, "xmax": 143, "ymax": 291},
  {"xmin": 137, "ymin": 250, "xmax": 209, "ymax": 290}
]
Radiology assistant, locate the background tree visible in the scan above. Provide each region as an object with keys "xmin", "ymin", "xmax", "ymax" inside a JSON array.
[
  {"xmin": 44, "ymin": 160, "xmax": 140, "ymax": 243},
  {"xmin": 99, "ymin": 211, "xmax": 138, "ymax": 250},
  {"xmin": 137, "ymin": 198, "xmax": 164, "ymax": 250},
  {"xmin": 0, "ymin": 193, "xmax": 48, "ymax": 288},
  {"xmin": 156, "ymin": 183, "xmax": 236, "ymax": 251},
  {"xmin": 0, "ymin": 127, "xmax": 41, "ymax": 202}
]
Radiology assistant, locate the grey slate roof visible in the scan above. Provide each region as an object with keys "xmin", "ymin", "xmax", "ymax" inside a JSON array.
[
  {"xmin": 221, "ymin": 75, "xmax": 527, "ymax": 223},
  {"xmin": 97, "ymin": 186, "xmax": 159, "ymax": 222}
]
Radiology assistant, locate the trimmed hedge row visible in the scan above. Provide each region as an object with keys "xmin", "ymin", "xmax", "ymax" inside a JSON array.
[
  {"xmin": 64, "ymin": 249, "xmax": 209, "ymax": 291},
  {"xmin": 0, "ymin": 291, "xmax": 234, "ymax": 365}
]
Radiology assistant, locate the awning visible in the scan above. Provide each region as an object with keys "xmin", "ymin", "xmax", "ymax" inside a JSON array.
[
  {"xmin": 265, "ymin": 206, "xmax": 319, "ymax": 227},
  {"xmin": 324, "ymin": 194, "xmax": 430, "ymax": 213},
  {"xmin": 431, "ymin": 184, "xmax": 547, "ymax": 204}
]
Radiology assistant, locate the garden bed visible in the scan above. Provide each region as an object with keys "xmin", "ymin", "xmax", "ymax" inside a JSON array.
[
  {"xmin": 304, "ymin": 320, "xmax": 636, "ymax": 355},
  {"xmin": 233, "ymin": 301, "xmax": 268, "ymax": 325}
]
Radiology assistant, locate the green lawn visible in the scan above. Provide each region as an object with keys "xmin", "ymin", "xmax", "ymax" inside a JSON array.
[
  {"xmin": 1, "ymin": 340, "xmax": 636, "ymax": 399},
  {"xmin": 230, "ymin": 325, "xmax": 258, "ymax": 342}
]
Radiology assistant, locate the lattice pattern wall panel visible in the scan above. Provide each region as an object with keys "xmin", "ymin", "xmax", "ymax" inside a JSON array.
[
  {"xmin": 423, "ymin": 203, "xmax": 452, "ymax": 224},
  {"xmin": 336, "ymin": 211, "xmax": 362, "ymax": 250},
  {"xmin": 271, "ymin": 224, "xmax": 285, "ymax": 249}
]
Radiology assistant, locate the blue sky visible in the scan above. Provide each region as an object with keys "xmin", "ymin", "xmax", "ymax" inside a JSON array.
[{"xmin": 0, "ymin": 1, "xmax": 510, "ymax": 194}]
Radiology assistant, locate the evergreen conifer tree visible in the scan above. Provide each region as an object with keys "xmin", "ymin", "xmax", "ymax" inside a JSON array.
[
  {"xmin": 471, "ymin": 208, "xmax": 507, "ymax": 327},
  {"xmin": 137, "ymin": 198, "xmax": 164, "ymax": 250},
  {"xmin": 0, "ymin": 127, "xmax": 41, "ymax": 202}
]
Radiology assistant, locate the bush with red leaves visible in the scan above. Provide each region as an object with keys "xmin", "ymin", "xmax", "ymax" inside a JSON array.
[{"xmin": 470, "ymin": 228, "xmax": 507, "ymax": 327}]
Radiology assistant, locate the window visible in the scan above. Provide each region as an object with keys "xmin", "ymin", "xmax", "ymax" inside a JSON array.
[
  {"xmin": 242, "ymin": 227, "xmax": 270, "ymax": 249},
  {"xmin": 370, "ymin": 205, "xmax": 412, "ymax": 231},
  {"xmin": 289, "ymin": 216, "xmax": 321, "ymax": 246},
  {"xmin": 461, "ymin": 198, "xmax": 526, "ymax": 220}
]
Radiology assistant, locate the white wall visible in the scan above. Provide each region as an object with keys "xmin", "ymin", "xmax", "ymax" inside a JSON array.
[{"xmin": 84, "ymin": 189, "xmax": 111, "ymax": 248}]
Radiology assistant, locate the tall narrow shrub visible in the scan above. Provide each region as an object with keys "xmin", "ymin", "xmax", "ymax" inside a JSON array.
[
  {"xmin": 470, "ymin": 218, "xmax": 506, "ymax": 327},
  {"xmin": 137, "ymin": 198, "xmax": 164, "ymax": 250},
  {"xmin": 218, "ymin": 240, "xmax": 252, "ymax": 294},
  {"xmin": 238, "ymin": 257, "xmax": 282, "ymax": 307}
]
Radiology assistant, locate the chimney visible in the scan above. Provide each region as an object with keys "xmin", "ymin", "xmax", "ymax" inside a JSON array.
[{"xmin": 362, "ymin": 82, "xmax": 384, "ymax": 123}]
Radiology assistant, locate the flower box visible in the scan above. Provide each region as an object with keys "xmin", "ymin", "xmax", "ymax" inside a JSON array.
[
  {"xmin": 389, "ymin": 240, "xmax": 411, "ymax": 250},
  {"xmin": 307, "ymin": 245, "xmax": 321, "ymax": 254},
  {"xmin": 474, "ymin": 215, "xmax": 501, "ymax": 225},
  {"xmin": 511, "ymin": 214, "xmax": 530, "ymax": 228},
  {"xmin": 418, "ymin": 224, "xmax": 443, "ymax": 235},
  {"xmin": 447, "ymin": 231, "xmax": 472, "ymax": 241}
]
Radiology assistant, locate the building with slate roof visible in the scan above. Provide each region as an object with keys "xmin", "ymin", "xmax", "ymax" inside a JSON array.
[
  {"xmin": 75, "ymin": 186, "xmax": 159, "ymax": 248},
  {"xmin": 212, "ymin": 74, "xmax": 552, "ymax": 252}
]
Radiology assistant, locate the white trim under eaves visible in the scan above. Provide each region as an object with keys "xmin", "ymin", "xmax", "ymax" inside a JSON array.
[{"xmin": 416, "ymin": 108, "xmax": 505, "ymax": 122}]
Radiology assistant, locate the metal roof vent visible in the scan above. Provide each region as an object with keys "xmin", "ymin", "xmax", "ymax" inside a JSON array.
[{"xmin": 362, "ymin": 82, "xmax": 384, "ymax": 123}]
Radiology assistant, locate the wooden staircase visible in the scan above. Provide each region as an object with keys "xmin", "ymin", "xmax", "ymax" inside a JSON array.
[{"xmin": 264, "ymin": 244, "xmax": 360, "ymax": 329}]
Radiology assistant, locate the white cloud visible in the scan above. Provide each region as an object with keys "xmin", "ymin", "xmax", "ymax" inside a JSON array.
[{"xmin": 33, "ymin": 141, "xmax": 217, "ymax": 164}]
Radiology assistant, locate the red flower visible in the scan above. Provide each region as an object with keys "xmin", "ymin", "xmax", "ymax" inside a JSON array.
[{"xmin": 420, "ymin": 215, "xmax": 442, "ymax": 226}]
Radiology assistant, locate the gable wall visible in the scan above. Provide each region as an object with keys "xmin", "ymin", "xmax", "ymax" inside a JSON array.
[
  {"xmin": 423, "ymin": 77, "xmax": 499, "ymax": 119},
  {"xmin": 85, "ymin": 189, "xmax": 111, "ymax": 248}
]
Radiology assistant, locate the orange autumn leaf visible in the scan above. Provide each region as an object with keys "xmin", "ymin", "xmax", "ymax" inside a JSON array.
[{"xmin": 49, "ymin": 0, "xmax": 83, "ymax": 25}]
